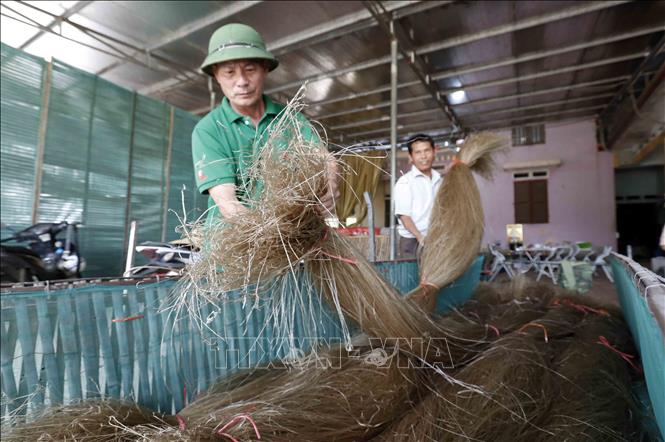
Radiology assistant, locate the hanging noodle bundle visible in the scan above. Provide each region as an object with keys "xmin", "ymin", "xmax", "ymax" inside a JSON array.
[{"xmin": 408, "ymin": 132, "xmax": 508, "ymax": 311}]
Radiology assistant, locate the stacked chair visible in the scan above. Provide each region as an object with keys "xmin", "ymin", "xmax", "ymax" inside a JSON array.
[{"xmin": 486, "ymin": 242, "xmax": 614, "ymax": 284}]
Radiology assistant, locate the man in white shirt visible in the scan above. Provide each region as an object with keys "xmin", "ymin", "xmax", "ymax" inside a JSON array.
[{"xmin": 394, "ymin": 134, "xmax": 443, "ymax": 258}]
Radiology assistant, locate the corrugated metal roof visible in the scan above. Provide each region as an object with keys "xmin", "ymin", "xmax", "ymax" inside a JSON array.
[{"xmin": 1, "ymin": 0, "xmax": 663, "ymax": 149}]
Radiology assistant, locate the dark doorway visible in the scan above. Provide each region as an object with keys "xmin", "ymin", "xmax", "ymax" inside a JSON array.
[{"xmin": 616, "ymin": 202, "xmax": 663, "ymax": 260}]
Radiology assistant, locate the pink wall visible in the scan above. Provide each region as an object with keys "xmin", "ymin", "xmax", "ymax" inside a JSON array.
[{"xmin": 476, "ymin": 119, "xmax": 617, "ymax": 248}]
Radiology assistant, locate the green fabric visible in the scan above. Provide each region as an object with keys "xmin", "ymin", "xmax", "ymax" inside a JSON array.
[
  {"xmin": 200, "ymin": 23, "xmax": 278, "ymax": 75},
  {"xmin": 165, "ymin": 109, "xmax": 208, "ymax": 239},
  {"xmin": 0, "ymin": 43, "xmax": 204, "ymax": 277},
  {"xmin": 80, "ymin": 77, "xmax": 134, "ymax": 276},
  {"xmin": 128, "ymin": 96, "xmax": 170, "ymax": 254},
  {"xmin": 0, "ymin": 44, "xmax": 43, "ymax": 228},
  {"xmin": 192, "ymin": 95, "xmax": 316, "ymax": 223}
]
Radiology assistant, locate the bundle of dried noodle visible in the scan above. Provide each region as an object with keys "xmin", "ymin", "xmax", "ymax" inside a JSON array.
[
  {"xmin": 3, "ymin": 399, "xmax": 174, "ymax": 441},
  {"xmin": 409, "ymin": 133, "xmax": 507, "ymax": 311},
  {"xmin": 376, "ymin": 288, "xmax": 642, "ymax": 442},
  {"xmin": 174, "ymin": 91, "xmax": 330, "ymax": 308}
]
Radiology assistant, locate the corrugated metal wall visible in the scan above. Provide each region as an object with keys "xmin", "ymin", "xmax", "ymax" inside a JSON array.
[{"xmin": 0, "ymin": 43, "xmax": 206, "ymax": 276}]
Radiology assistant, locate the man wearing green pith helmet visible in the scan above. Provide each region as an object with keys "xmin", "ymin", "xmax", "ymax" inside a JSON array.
[{"xmin": 192, "ymin": 23, "xmax": 338, "ymax": 223}]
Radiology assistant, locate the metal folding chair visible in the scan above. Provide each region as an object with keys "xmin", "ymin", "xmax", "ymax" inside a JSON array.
[
  {"xmin": 535, "ymin": 245, "xmax": 573, "ymax": 283},
  {"xmin": 592, "ymin": 245, "xmax": 614, "ymax": 282},
  {"xmin": 488, "ymin": 244, "xmax": 514, "ymax": 282}
]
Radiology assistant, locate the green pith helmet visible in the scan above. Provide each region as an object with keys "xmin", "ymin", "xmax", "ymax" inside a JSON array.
[{"xmin": 200, "ymin": 23, "xmax": 278, "ymax": 76}]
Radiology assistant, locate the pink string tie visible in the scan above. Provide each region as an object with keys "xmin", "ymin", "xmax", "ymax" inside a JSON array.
[
  {"xmin": 596, "ymin": 335, "xmax": 642, "ymax": 374},
  {"xmin": 320, "ymin": 250, "xmax": 358, "ymax": 265},
  {"xmin": 217, "ymin": 413, "xmax": 261, "ymax": 442},
  {"xmin": 175, "ymin": 414, "xmax": 187, "ymax": 431},
  {"xmin": 517, "ymin": 322, "xmax": 549, "ymax": 343}
]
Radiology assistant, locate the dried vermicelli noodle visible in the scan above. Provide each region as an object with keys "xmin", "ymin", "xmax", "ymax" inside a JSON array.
[
  {"xmin": 410, "ymin": 133, "xmax": 508, "ymax": 311},
  {"xmin": 534, "ymin": 312, "xmax": 642, "ymax": 440},
  {"xmin": 375, "ymin": 292, "xmax": 643, "ymax": 442},
  {"xmin": 2, "ymin": 400, "xmax": 175, "ymax": 441},
  {"xmin": 168, "ymin": 346, "xmax": 428, "ymax": 441},
  {"xmin": 3, "ymin": 91, "xmax": 647, "ymax": 442},
  {"xmin": 172, "ymin": 89, "xmax": 333, "ymax": 325}
]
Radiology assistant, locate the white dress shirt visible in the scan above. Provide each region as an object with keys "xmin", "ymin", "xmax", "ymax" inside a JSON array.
[{"xmin": 394, "ymin": 165, "xmax": 442, "ymax": 238}]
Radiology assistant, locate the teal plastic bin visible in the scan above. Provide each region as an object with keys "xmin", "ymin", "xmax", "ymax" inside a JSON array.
[
  {"xmin": 0, "ymin": 256, "xmax": 483, "ymax": 418},
  {"xmin": 610, "ymin": 256, "xmax": 665, "ymax": 440}
]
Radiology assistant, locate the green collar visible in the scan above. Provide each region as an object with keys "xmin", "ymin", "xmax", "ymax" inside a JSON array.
[{"xmin": 221, "ymin": 95, "xmax": 280, "ymax": 123}]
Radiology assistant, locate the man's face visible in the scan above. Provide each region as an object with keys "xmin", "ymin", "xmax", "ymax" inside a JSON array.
[
  {"xmin": 409, "ymin": 140, "xmax": 435, "ymax": 174},
  {"xmin": 213, "ymin": 59, "xmax": 268, "ymax": 109}
]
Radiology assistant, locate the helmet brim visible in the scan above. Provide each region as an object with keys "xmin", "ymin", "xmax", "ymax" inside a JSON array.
[{"xmin": 200, "ymin": 46, "xmax": 279, "ymax": 76}]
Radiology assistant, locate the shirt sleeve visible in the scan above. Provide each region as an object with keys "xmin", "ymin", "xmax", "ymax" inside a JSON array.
[
  {"xmin": 394, "ymin": 177, "xmax": 412, "ymax": 217},
  {"xmin": 192, "ymin": 125, "xmax": 237, "ymax": 194}
]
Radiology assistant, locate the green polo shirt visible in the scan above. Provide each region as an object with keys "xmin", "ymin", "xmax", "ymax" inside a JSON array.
[{"xmin": 192, "ymin": 95, "xmax": 317, "ymax": 222}]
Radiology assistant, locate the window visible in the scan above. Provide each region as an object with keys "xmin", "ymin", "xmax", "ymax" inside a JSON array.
[
  {"xmin": 512, "ymin": 124, "xmax": 545, "ymax": 146},
  {"xmin": 512, "ymin": 170, "xmax": 549, "ymax": 181},
  {"xmin": 514, "ymin": 179, "xmax": 549, "ymax": 224}
]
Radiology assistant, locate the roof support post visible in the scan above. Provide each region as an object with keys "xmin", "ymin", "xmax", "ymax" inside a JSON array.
[
  {"xmin": 389, "ymin": 24, "xmax": 398, "ymax": 261},
  {"xmin": 32, "ymin": 59, "xmax": 53, "ymax": 224}
]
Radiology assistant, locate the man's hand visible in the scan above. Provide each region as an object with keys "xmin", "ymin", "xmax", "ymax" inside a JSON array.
[
  {"xmin": 318, "ymin": 157, "xmax": 340, "ymax": 216},
  {"xmin": 399, "ymin": 214, "xmax": 424, "ymax": 244},
  {"xmin": 209, "ymin": 184, "xmax": 249, "ymax": 219}
]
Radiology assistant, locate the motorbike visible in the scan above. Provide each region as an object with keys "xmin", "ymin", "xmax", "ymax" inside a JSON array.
[
  {"xmin": 123, "ymin": 240, "xmax": 198, "ymax": 277},
  {"xmin": 0, "ymin": 221, "xmax": 85, "ymax": 283}
]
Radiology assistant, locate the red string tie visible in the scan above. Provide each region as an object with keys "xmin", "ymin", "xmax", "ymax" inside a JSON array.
[
  {"xmin": 583, "ymin": 305, "xmax": 610, "ymax": 317},
  {"xmin": 320, "ymin": 250, "xmax": 358, "ymax": 265},
  {"xmin": 596, "ymin": 335, "xmax": 642, "ymax": 374},
  {"xmin": 551, "ymin": 298, "xmax": 610, "ymax": 317},
  {"xmin": 450, "ymin": 157, "xmax": 464, "ymax": 168},
  {"xmin": 517, "ymin": 322, "xmax": 549, "ymax": 343},
  {"xmin": 112, "ymin": 314, "xmax": 144, "ymax": 323},
  {"xmin": 217, "ymin": 413, "xmax": 261, "ymax": 441},
  {"xmin": 175, "ymin": 414, "xmax": 187, "ymax": 431},
  {"xmin": 488, "ymin": 324, "xmax": 501, "ymax": 337},
  {"xmin": 419, "ymin": 279, "xmax": 438, "ymax": 291}
]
